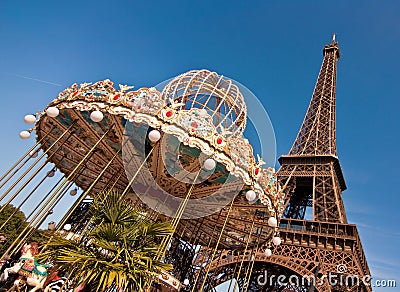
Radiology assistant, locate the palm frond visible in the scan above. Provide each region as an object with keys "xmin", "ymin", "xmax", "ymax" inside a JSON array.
[{"xmin": 38, "ymin": 190, "xmax": 174, "ymax": 291}]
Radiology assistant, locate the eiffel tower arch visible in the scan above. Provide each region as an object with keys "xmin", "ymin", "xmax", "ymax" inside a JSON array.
[{"xmin": 202, "ymin": 37, "xmax": 371, "ymax": 292}]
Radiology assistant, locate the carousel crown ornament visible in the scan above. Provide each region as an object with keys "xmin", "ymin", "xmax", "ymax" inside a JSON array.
[{"xmin": 2, "ymin": 70, "xmax": 285, "ymax": 291}]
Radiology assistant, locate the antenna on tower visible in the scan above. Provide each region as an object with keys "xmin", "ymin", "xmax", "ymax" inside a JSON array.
[{"xmin": 332, "ymin": 33, "xmax": 336, "ymax": 41}]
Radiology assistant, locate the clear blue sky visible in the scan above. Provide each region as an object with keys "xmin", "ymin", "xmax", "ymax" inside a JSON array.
[{"xmin": 0, "ymin": 1, "xmax": 399, "ymax": 290}]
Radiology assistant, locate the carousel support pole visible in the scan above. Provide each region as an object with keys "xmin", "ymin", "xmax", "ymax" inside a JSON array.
[
  {"xmin": 88, "ymin": 146, "xmax": 155, "ymax": 233},
  {"xmin": 227, "ymin": 260, "xmax": 240, "ymax": 292},
  {"xmin": 0, "ymin": 151, "xmax": 32, "ymax": 191},
  {"xmin": 232, "ymin": 210, "xmax": 258, "ymax": 292},
  {"xmin": 107, "ymin": 167, "xmax": 125, "ymax": 191},
  {"xmin": 100, "ymin": 166, "xmax": 121, "ymax": 193},
  {"xmin": 242, "ymin": 248, "xmax": 258, "ymax": 292},
  {"xmin": 0, "ymin": 166, "xmax": 56, "ymax": 230},
  {"xmin": 148, "ymin": 185, "xmax": 170, "ymax": 221},
  {"xmin": 55, "ymin": 148, "xmax": 121, "ymax": 232},
  {"xmin": 72, "ymin": 166, "xmax": 122, "ymax": 233},
  {"xmin": 156, "ymin": 171, "xmax": 201, "ymax": 261},
  {"xmin": 43, "ymin": 125, "xmax": 115, "ymax": 232},
  {"xmin": 27, "ymin": 180, "xmax": 63, "ymax": 225},
  {"xmin": 1, "ymin": 174, "xmax": 66, "ymax": 249},
  {"xmin": 102, "ymin": 168, "xmax": 125, "ymax": 199},
  {"xmin": 0, "ymin": 128, "xmax": 75, "ymax": 214},
  {"xmin": 3, "ymin": 177, "xmax": 74, "ymax": 259},
  {"xmin": 179, "ymin": 218, "xmax": 204, "ymax": 285},
  {"xmin": 190, "ymin": 209, "xmax": 224, "ymax": 291},
  {"xmin": 0, "ymin": 133, "xmax": 49, "ymax": 187},
  {"xmin": 197, "ymin": 197, "xmax": 236, "ymax": 292},
  {"xmin": 8, "ymin": 175, "xmax": 78, "ymax": 255},
  {"xmin": 17, "ymin": 142, "xmax": 106, "ymax": 254},
  {"xmin": 1, "ymin": 127, "xmax": 111, "ymax": 259},
  {"xmin": 243, "ymin": 223, "xmax": 265, "ymax": 291},
  {"xmin": 120, "ymin": 147, "xmax": 155, "ymax": 198},
  {"xmin": 35, "ymin": 180, "xmax": 75, "ymax": 229},
  {"xmin": 0, "ymin": 122, "xmax": 76, "ymax": 203},
  {"xmin": 242, "ymin": 243, "xmax": 259, "ymax": 291},
  {"xmin": 0, "ymin": 157, "xmax": 53, "ymax": 214},
  {"xmin": 25, "ymin": 180, "xmax": 75, "ymax": 240}
]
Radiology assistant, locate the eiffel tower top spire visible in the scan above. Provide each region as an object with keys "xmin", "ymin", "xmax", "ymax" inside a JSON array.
[{"xmin": 289, "ymin": 36, "xmax": 340, "ymax": 156}]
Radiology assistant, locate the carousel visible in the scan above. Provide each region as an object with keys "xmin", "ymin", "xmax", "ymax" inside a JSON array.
[{"xmin": 0, "ymin": 70, "xmax": 285, "ymax": 291}]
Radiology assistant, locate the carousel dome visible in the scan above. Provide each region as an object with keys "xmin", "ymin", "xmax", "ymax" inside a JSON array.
[{"xmin": 160, "ymin": 70, "xmax": 247, "ymax": 138}]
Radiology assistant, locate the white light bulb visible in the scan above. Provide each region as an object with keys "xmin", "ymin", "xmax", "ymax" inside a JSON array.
[
  {"xmin": 46, "ymin": 107, "xmax": 59, "ymax": 118},
  {"xmin": 148, "ymin": 130, "xmax": 161, "ymax": 143},
  {"xmin": 268, "ymin": 217, "xmax": 278, "ymax": 228},
  {"xmin": 24, "ymin": 114, "xmax": 36, "ymax": 124},
  {"xmin": 64, "ymin": 224, "xmax": 72, "ymax": 231},
  {"xmin": 273, "ymin": 236, "xmax": 281, "ymax": 246},
  {"xmin": 183, "ymin": 279, "xmax": 189, "ymax": 285},
  {"xmin": 264, "ymin": 248, "xmax": 272, "ymax": 257},
  {"xmin": 245, "ymin": 190, "xmax": 256, "ymax": 201},
  {"xmin": 90, "ymin": 110, "xmax": 104, "ymax": 122},
  {"xmin": 199, "ymin": 109, "xmax": 208, "ymax": 116},
  {"xmin": 19, "ymin": 131, "xmax": 30, "ymax": 139},
  {"xmin": 203, "ymin": 158, "xmax": 216, "ymax": 170}
]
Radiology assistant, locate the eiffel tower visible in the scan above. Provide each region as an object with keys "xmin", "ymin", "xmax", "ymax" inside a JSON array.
[
  {"xmin": 201, "ymin": 36, "xmax": 371, "ymax": 292},
  {"xmin": 273, "ymin": 35, "xmax": 371, "ymax": 291}
]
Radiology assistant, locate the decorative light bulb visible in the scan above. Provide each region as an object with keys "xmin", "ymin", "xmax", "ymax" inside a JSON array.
[
  {"xmin": 148, "ymin": 130, "xmax": 161, "ymax": 143},
  {"xmin": 199, "ymin": 109, "xmax": 208, "ymax": 116},
  {"xmin": 268, "ymin": 217, "xmax": 278, "ymax": 228},
  {"xmin": 272, "ymin": 236, "xmax": 281, "ymax": 246},
  {"xmin": 46, "ymin": 107, "xmax": 59, "ymax": 118},
  {"xmin": 19, "ymin": 131, "xmax": 31, "ymax": 139},
  {"xmin": 90, "ymin": 110, "xmax": 104, "ymax": 122},
  {"xmin": 264, "ymin": 249, "xmax": 272, "ymax": 257},
  {"xmin": 203, "ymin": 158, "xmax": 216, "ymax": 171},
  {"xmin": 245, "ymin": 190, "xmax": 256, "ymax": 201},
  {"xmin": 183, "ymin": 279, "xmax": 189, "ymax": 286},
  {"xmin": 64, "ymin": 224, "xmax": 72, "ymax": 231},
  {"xmin": 24, "ymin": 114, "xmax": 36, "ymax": 124}
]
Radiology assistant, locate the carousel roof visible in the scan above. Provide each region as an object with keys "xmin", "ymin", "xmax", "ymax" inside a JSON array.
[{"xmin": 30, "ymin": 72, "xmax": 284, "ymax": 250}]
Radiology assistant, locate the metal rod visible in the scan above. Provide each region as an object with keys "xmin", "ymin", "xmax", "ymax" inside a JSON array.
[
  {"xmin": 0, "ymin": 131, "xmax": 73, "ymax": 214},
  {"xmin": 0, "ymin": 132, "xmax": 49, "ymax": 185},
  {"xmin": 156, "ymin": 170, "xmax": 201, "ymax": 261},
  {"xmin": 243, "ymin": 224, "xmax": 264, "ymax": 291},
  {"xmin": 0, "ymin": 122, "xmax": 76, "ymax": 203},
  {"xmin": 190, "ymin": 210, "xmax": 223, "ymax": 292},
  {"xmin": 232, "ymin": 211, "xmax": 257, "ymax": 292},
  {"xmin": 1, "ymin": 126, "xmax": 110, "ymax": 258},
  {"xmin": 72, "ymin": 166, "xmax": 121, "ymax": 233},
  {"xmin": 0, "ymin": 155, "xmax": 32, "ymax": 191},
  {"xmin": 0, "ymin": 174, "xmax": 66, "ymax": 248},
  {"xmin": 26, "ymin": 175, "xmax": 65, "ymax": 221},
  {"xmin": 120, "ymin": 147, "xmax": 154, "ymax": 197},
  {"xmin": 4, "ymin": 177, "xmax": 74, "ymax": 258},
  {"xmin": 198, "ymin": 198, "xmax": 236, "ymax": 292},
  {"xmin": 0, "ymin": 167, "xmax": 55, "ymax": 230},
  {"xmin": 227, "ymin": 260, "xmax": 240, "ymax": 292},
  {"xmin": 56, "ymin": 148, "xmax": 121, "ymax": 232}
]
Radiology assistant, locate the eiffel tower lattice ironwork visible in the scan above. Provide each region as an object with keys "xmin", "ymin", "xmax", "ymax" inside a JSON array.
[{"xmin": 197, "ymin": 36, "xmax": 371, "ymax": 292}]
